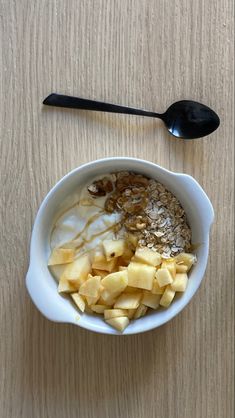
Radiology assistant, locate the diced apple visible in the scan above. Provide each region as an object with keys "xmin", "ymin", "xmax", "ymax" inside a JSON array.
[
  {"xmin": 92, "ymin": 251, "xmax": 117, "ymax": 272},
  {"xmin": 90, "ymin": 304, "xmax": 108, "ymax": 314},
  {"xmin": 86, "ymin": 295, "xmax": 100, "ymax": 305},
  {"xmin": 48, "ymin": 248, "xmax": 75, "ymax": 265},
  {"xmin": 118, "ymin": 266, "xmax": 127, "ymax": 271},
  {"xmin": 134, "ymin": 247, "xmax": 162, "ymax": 267},
  {"xmin": 176, "ymin": 264, "xmax": 188, "ymax": 273},
  {"xmin": 127, "ymin": 309, "xmax": 137, "ymax": 319},
  {"xmin": 84, "ymin": 304, "xmax": 93, "ymax": 314},
  {"xmin": 101, "ymin": 270, "xmax": 128, "ymax": 294},
  {"xmin": 128, "ymin": 262, "xmax": 156, "ymax": 290},
  {"xmin": 160, "ymin": 286, "xmax": 175, "ymax": 307},
  {"xmin": 71, "ymin": 293, "xmax": 85, "ymax": 312},
  {"xmin": 119, "ymin": 248, "xmax": 135, "ymax": 266},
  {"xmin": 175, "ymin": 253, "xmax": 196, "ymax": 271},
  {"xmin": 161, "ymin": 259, "xmax": 176, "ymax": 279},
  {"xmin": 104, "ymin": 309, "xmax": 128, "ymax": 320},
  {"xmin": 106, "ymin": 316, "xmax": 130, "ymax": 332},
  {"xmin": 114, "ymin": 292, "xmax": 142, "ymax": 309},
  {"xmin": 79, "ymin": 275, "xmax": 101, "ymax": 298},
  {"xmin": 151, "ymin": 278, "xmax": 164, "ymax": 295},
  {"xmin": 171, "ymin": 273, "xmax": 188, "ymax": 292},
  {"xmin": 92, "ymin": 269, "xmax": 109, "ymax": 278},
  {"xmin": 97, "ymin": 296, "xmax": 111, "ymax": 306},
  {"xmin": 103, "ymin": 239, "xmax": 126, "ymax": 261},
  {"xmin": 125, "ymin": 286, "xmax": 139, "ymax": 293},
  {"xmin": 85, "ymin": 295, "xmax": 97, "ymax": 305},
  {"xmin": 100, "ymin": 289, "xmax": 118, "ymax": 305},
  {"xmin": 49, "ymin": 264, "xmax": 67, "ymax": 282},
  {"xmin": 61, "ymin": 254, "xmax": 91, "ymax": 288},
  {"xmin": 58, "ymin": 277, "xmax": 76, "ymax": 293},
  {"xmin": 133, "ymin": 304, "xmax": 148, "ymax": 319},
  {"xmin": 156, "ymin": 268, "xmax": 173, "ymax": 287},
  {"xmin": 141, "ymin": 292, "xmax": 161, "ymax": 309}
]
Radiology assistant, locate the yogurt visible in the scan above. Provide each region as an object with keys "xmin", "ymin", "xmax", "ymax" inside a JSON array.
[{"xmin": 50, "ymin": 174, "xmax": 122, "ymax": 258}]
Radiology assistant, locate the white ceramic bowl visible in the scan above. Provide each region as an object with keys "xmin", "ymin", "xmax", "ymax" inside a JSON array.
[{"xmin": 26, "ymin": 158, "xmax": 214, "ymax": 335}]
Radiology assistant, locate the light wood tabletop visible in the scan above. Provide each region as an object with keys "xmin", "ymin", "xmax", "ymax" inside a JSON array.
[{"xmin": 0, "ymin": 1, "xmax": 234, "ymax": 417}]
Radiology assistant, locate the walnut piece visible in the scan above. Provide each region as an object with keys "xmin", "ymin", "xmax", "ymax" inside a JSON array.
[
  {"xmin": 87, "ymin": 178, "xmax": 113, "ymax": 197},
  {"xmin": 116, "ymin": 173, "xmax": 149, "ymax": 192}
]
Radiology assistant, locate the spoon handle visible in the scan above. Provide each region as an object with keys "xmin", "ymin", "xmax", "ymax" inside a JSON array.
[{"xmin": 43, "ymin": 93, "xmax": 162, "ymax": 119}]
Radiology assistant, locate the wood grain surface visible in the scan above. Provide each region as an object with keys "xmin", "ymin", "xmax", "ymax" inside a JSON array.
[{"xmin": 0, "ymin": 1, "xmax": 234, "ymax": 417}]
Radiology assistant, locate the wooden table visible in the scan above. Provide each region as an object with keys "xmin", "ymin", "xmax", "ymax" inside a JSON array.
[{"xmin": 0, "ymin": 1, "xmax": 234, "ymax": 417}]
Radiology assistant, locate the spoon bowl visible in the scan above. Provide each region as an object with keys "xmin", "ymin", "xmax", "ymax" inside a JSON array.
[
  {"xmin": 163, "ymin": 100, "xmax": 220, "ymax": 139},
  {"xmin": 43, "ymin": 94, "xmax": 220, "ymax": 139}
]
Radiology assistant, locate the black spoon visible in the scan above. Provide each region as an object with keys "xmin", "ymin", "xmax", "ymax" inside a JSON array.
[{"xmin": 43, "ymin": 93, "xmax": 220, "ymax": 139}]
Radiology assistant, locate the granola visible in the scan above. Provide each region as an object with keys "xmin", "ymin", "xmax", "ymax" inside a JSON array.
[{"xmin": 87, "ymin": 171, "xmax": 192, "ymax": 258}]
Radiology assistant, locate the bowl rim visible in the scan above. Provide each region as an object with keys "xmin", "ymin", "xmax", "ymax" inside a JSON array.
[{"xmin": 26, "ymin": 157, "xmax": 214, "ymax": 335}]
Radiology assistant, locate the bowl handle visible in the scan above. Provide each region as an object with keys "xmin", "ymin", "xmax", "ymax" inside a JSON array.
[{"xmin": 26, "ymin": 266, "xmax": 72, "ymax": 323}]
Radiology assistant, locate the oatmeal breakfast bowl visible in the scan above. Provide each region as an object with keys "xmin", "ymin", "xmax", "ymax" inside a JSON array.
[{"xmin": 26, "ymin": 158, "xmax": 214, "ymax": 335}]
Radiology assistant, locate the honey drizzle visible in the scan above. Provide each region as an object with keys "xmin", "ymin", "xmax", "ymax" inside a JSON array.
[
  {"xmin": 72, "ymin": 212, "xmax": 105, "ymax": 241},
  {"xmin": 51, "ymin": 197, "xmax": 105, "ymax": 229},
  {"xmin": 57, "ymin": 210, "xmax": 119, "ymax": 255},
  {"xmin": 76, "ymin": 224, "xmax": 117, "ymax": 248}
]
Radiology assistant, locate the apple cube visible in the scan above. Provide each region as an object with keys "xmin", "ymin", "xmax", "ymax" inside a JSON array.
[
  {"xmin": 90, "ymin": 304, "xmax": 108, "ymax": 314},
  {"xmin": 61, "ymin": 254, "xmax": 91, "ymax": 288},
  {"xmin": 84, "ymin": 304, "xmax": 93, "ymax": 314},
  {"xmin": 125, "ymin": 286, "xmax": 139, "ymax": 293},
  {"xmin": 101, "ymin": 270, "xmax": 128, "ymax": 294},
  {"xmin": 133, "ymin": 304, "xmax": 148, "ymax": 319},
  {"xmin": 175, "ymin": 253, "xmax": 196, "ymax": 271},
  {"xmin": 151, "ymin": 278, "xmax": 164, "ymax": 294},
  {"xmin": 171, "ymin": 273, "xmax": 188, "ymax": 292},
  {"xmin": 127, "ymin": 309, "xmax": 137, "ymax": 319},
  {"xmin": 161, "ymin": 259, "xmax": 176, "ymax": 279},
  {"xmin": 97, "ymin": 296, "xmax": 111, "ymax": 306},
  {"xmin": 48, "ymin": 248, "xmax": 75, "ymax": 265},
  {"xmin": 71, "ymin": 293, "xmax": 85, "ymax": 312},
  {"xmin": 104, "ymin": 309, "xmax": 128, "ymax": 320},
  {"xmin": 160, "ymin": 286, "xmax": 175, "ymax": 307},
  {"xmin": 114, "ymin": 292, "xmax": 142, "ymax": 309},
  {"xmin": 119, "ymin": 248, "xmax": 135, "ymax": 266},
  {"xmin": 92, "ymin": 269, "xmax": 109, "ymax": 278},
  {"xmin": 176, "ymin": 264, "xmax": 188, "ymax": 273},
  {"xmin": 100, "ymin": 289, "xmax": 118, "ymax": 305},
  {"xmin": 58, "ymin": 277, "xmax": 76, "ymax": 293},
  {"xmin": 128, "ymin": 262, "xmax": 156, "ymax": 290},
  {"xmin": 79, "ymin": 275, "xmax": 101, "ymax": 298},
  {"xmin": 106, "ymin": 316, "xmax": 130, "ymax": 332},
  {"xmin": 141, "ymin": 292, "xmax": 161, "ymax": 309},
  {"xmin": 85, "ymin": 295, "xmax": 100, "ymax": 305},
  {"xmin": 49, "ymin": 264, "xmax": 67, "ymax": 282},
  {"xmin": 103, "ymin": 239, "xmax": 126, "ymax": 260},
  {"xmin": 134, "ymin": 247, "xmax": 162, "ymax": 266},
  {"xmin": 92, "ymin": 251, "xmax": 117, "ymax": 272},
  {"xmin": 156, "ymin": 268, "xmax": 173, "ymax": 287}
]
